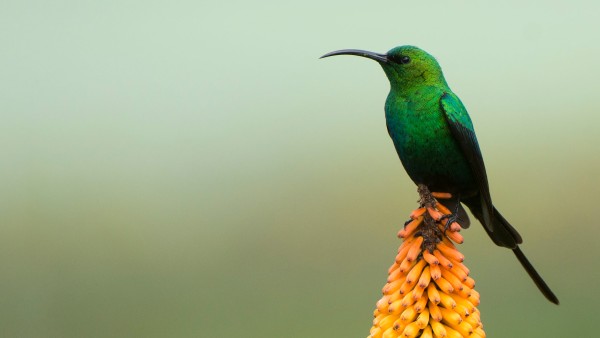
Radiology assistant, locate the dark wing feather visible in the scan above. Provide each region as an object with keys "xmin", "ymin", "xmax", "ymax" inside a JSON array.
[
  {"xmin": 439, "ymin": 92, "xmax": 494, "ymax": 232},
  {"xmin": 440, "ymin": 94, "xmax": 555, "ymax": 302}
]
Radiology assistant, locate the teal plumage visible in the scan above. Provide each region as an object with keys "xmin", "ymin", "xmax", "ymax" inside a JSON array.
[
  {"xmin": 385, "ymin": 87, "xmax": 474, "ymax": 196},
  {"xmin": 322, "ymin": 45, "xmax": 558, "ymax": 304}
]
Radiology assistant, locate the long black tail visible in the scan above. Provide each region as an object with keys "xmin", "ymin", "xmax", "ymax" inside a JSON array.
[
  {"xmin": 513, "ymin": 246, "xmax": 559, "ymax": 304},
  {"xmin": 463, "ymin": 197, "xmax": 559, "ymax": 304}
]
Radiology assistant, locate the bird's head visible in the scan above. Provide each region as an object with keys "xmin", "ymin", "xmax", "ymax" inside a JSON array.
[{"xmin": 321, "ymin": 45, "xmax": 447, "ymax": 90}]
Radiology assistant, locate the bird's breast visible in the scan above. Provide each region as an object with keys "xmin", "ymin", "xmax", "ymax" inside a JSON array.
[{"xmin": 385, "ymin": 92, "xmax": 475, "ymax": 193}]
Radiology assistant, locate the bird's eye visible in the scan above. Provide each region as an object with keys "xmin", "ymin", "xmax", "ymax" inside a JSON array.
[{"xmin": 400, "ymin": 55, "xmax": 411, "ymax": 64}]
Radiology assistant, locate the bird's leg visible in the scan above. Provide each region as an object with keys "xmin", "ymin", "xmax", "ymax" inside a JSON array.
[{"xmin": 440, "ymin": 194, "xmax": 461, "ymax": 232}]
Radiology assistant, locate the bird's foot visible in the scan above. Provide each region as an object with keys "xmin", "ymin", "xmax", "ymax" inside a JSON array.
[
  {"xmin": 439, "ymin": 194, "xmax": 461, "ymax": 233},
  {"xmin": 440, "ymin": 214, "xmax": 459, "ymax": 233}
]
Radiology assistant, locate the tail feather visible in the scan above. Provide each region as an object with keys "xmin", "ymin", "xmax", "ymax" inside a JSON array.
[
  {"xmin": 463, "ymin": 198, "xmax": 521, "ymax": 248},
  {"xmin": 493, "ymin": 207, "xmax": 522, "ymax": 244},
  {"xmin": 513, "ymin": 247, "xmax": 559, "ymax": 304},
  {"xmin": 463, "ymin": 197, "xmax": 558, "ymax": 304}
]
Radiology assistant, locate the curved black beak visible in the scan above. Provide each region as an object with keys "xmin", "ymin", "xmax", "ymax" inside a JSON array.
[{"xmin": 320, "ymin": 49, "xmax": 388, "ymax": 64}]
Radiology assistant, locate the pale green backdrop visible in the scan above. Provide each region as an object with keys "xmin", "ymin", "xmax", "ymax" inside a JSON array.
[{"xmin": 1, "ymin": 1, "xmax": 598, "ymax": 337}]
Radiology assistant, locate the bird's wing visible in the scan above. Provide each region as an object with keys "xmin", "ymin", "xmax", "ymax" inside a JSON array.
[{"xmin": 439, "ymin": 92, "xmax": 494, "ymax": 232}]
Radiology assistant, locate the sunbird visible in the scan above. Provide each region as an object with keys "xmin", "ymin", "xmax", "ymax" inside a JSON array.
[{"xmin": 321, "ymin": 45, "xmax": 559, "ymax": 304}]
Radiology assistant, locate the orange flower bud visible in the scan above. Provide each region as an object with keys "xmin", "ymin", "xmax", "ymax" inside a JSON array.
[{"xmin": 368, "ymin": 196, "xmax": 485, "ymax": 337}]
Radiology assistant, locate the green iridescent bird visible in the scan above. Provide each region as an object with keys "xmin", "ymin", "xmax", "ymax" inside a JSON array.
[{"xmin": 321, "ymin": 45, "xmax": 559, "ymax": 304}]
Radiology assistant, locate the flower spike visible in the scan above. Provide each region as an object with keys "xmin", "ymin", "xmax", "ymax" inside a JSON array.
[{"xmin": 368, "ymin": 185, "xmax": 485, "ymax": 338}]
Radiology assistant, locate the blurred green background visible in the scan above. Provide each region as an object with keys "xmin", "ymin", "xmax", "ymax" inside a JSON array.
[{"xmin": 1, "ymin": 1, "xmax": 598, "ymax": 337}]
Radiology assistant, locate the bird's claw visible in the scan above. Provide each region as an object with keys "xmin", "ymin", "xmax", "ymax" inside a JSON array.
[
  {"xmin": 441, "ymin": 214, "xmax": 458, "ymax": 233},
  {"xmin": 440, "ymin": 194, "xmax": 461, "ymax": 233}
]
